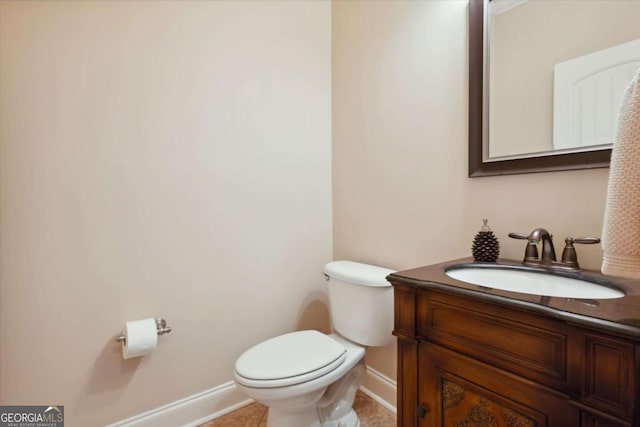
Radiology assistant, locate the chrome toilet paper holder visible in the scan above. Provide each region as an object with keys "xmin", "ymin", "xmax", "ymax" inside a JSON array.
[{"xmin": 115, "ymin": 318, "xmax": 172, "ymax": 344}]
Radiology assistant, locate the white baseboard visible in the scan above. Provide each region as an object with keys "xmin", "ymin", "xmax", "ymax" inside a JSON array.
[
  {"xmin": 360, "ymin": 366, "xmax": 397, "ymax": 414},
  {"xmin": 106, "ymin": 365, "xmax": 397, "ymax": 427},
  {"xmin": 105, "ymin": 381, "xmax": 252, "ymax": 427}
]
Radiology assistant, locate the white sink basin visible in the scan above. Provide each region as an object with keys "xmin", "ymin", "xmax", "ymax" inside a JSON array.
[{"xmin": 445, "ymin": 265, "xmax": 625, "ymax": 299}]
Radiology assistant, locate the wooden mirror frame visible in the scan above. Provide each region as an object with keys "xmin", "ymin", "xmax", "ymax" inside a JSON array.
[{"xmin": 468, "ymin": 0, "xmax": 611, "ymax": 177}]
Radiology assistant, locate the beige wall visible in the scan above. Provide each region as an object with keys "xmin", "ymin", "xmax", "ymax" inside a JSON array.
[
  {"xmin": 0, "ymin": 1, "xmax": 331, "ymax": 426},
  {"xmin": 490, "ymin": 0, "xmax": 640, "ymax": 157},
  {"xmin": 333, "ymin": 0, "xmax": 610, "ymax": 384}
]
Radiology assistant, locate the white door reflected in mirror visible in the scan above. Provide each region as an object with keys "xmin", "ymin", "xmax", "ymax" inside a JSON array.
[{"xmin": 553, "ymin": 39, "xmax": 640, "ymax": 151}]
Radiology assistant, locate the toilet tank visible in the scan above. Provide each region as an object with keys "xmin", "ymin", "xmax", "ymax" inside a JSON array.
[{"xmin": 323, "ymin": 261, "xmax": 395, "ymax": 347}]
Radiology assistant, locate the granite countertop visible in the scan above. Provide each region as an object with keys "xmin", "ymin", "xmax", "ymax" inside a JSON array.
[{"xmin": 388, "ymin": 257, "xmax": 640, "ymax": 340}]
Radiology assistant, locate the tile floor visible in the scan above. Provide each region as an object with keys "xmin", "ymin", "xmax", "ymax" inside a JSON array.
[{"xmin": 199, "ymin": 390, "xmax": 396, "ymax": 427}]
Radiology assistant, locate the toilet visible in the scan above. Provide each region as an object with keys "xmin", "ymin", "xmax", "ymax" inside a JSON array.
[{"xmin": 233, "ymin": 260, "xmax": 395, "ymax": 427}]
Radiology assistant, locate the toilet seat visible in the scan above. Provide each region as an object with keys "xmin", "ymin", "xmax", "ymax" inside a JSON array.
[{"xmin": 234, "ymin": 330, "xmax": 347, "ymax": 388}]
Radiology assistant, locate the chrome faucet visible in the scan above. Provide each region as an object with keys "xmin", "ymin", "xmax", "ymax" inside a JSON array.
[{"xmin": 509, "ymin": 228, "xmax": 600, "ymax": 270}]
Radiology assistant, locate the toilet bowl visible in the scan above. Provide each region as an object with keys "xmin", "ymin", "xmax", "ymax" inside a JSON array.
[
  {"xmin": 233, "ymin": 261, "xmax": 394, "ymax": 427},
  {"xmin": 235, "ymin": 332, "xmax": 365, "ymax": 427}
]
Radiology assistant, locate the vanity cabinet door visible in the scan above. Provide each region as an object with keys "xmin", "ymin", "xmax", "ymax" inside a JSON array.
[{"xmin": 418, "ymin": 342, "xmax": 579, "ymax": 427}]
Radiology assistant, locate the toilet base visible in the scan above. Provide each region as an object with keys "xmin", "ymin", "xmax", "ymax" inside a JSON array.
[
  {"xmin": 266, "ymin": 407, "xmax": 322, "ymax": 427},
  {"xmin": 265, "ymin": 406, "xmax": 360, "ymax": 427},
  {"xmin": 321, "ymin": 408, "xmax": 359, "ymax": 427}
]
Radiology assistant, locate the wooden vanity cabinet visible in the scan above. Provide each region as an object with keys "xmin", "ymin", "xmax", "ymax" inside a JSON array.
[{"xmin": 391, "ymin": 282, "xmax": 639, "ymax": 427}]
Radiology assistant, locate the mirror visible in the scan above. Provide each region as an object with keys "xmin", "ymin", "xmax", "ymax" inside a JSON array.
[{"xmin": 469, "ymin": 0, "xmax": 640, "ymax": 177}]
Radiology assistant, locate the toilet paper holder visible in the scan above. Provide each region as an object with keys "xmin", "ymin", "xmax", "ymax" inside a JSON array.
[{"xmin": 115, "ymin": 318, "xmax": 172, "ymax": 344}]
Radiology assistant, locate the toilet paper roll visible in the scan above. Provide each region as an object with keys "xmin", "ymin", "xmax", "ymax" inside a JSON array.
[{"xmin": 122, "ymin": 318, "xmax": 158, "ymax": 359}]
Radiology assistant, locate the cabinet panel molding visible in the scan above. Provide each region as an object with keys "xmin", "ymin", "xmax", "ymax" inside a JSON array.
[
  {"xmin": 426, "ymin": 300, "xmax": 567, "ymax": 377},
  {"xmin": 393, "ymin": 283, "xmax": 416, "ymax": 339},
  {"xmin": 584, "ymin": 333, "xmax": 634, "ymax": 418},
  {"xmin": 416, "ymin": 290, "xmax": 582, "ymax": 393}
]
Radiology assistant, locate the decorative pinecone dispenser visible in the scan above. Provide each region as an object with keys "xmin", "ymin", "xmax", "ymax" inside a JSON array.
[{"xmin": 472, "ymin": 219, "xmax": 500, "ymax": 262}]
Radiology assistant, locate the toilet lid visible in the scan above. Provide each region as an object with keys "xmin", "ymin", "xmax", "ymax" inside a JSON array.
[{"xmin": 235, "ymin": 330, "xmax": 347, "ymax": 388}]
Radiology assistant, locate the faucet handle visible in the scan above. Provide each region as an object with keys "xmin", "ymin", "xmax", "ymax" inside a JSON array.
[
  {"xmin": 508, "ymin": 232, "xmax": 529, "ymax": 240},
  {"xmin": 509, "ymin": 232, "xmax": 539, "ymax": 261},
  {"xmin": 561, "ymin": 237, "xmax": 601, "ymax": 268},
  {"xmin": 570, "ymin": 237, "xmax": 601, "ymax": 245}
]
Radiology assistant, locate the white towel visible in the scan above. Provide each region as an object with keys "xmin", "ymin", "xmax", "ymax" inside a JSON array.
[{"xmin": 601, "ymin": 69, "xmax": 640, "ymax": 278}]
